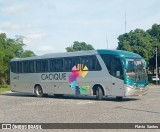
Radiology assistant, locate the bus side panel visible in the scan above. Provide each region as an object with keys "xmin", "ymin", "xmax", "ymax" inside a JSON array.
[
  {"xmin": 111, "ymin": 77, "xmax": 125, "ymax": 97},
  {"xmin": 96, "ymin": 55, "xmax": 113, "ymax": 96},
  {"xmin": 10, "ymin": 72, "xmax": 33, "ymax": 93},
  {"xmin": 76, "ymin": 71, "xmax": 107, "ymax": 95}
]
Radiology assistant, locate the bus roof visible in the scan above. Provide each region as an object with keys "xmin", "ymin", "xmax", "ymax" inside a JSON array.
[
  {"xmin": 97, "ymin": 49, "xmax": 142, "ymax": 58},
  {"xmin": 11, "ymin": 49, "xmax": 142, "ymax": 61},
  {"xmin": 11, "ymin": 50, "xmax": 98, "ymax": 61}
]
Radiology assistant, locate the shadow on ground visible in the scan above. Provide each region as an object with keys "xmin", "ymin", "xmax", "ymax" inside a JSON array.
[{"xmin": 0, "ymin": 92, "xmax": 140, "ymax": 102}]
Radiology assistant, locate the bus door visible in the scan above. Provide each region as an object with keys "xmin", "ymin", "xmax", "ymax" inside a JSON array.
[{"xmin": 111, "ymin": 57, "xmax": 124, "ymax": 96}]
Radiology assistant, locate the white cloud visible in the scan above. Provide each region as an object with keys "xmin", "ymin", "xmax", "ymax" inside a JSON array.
[
  {"xmin": 23, "ymin": 32, "xmax": 49, "ymax": 55},
  {"xmin": 24, "ymin": 43, "xmax": 57, "ymax": 55},
  {"xmin": 23, "ymin": 33, "xmax": 48, "ymax": 51},
  {"xmin": 25, "ymin": 33, "xmax": 47, "ymax": 40},
  {"xmin": 0, "ymin": 21, "xmax": 20, "ymax": 30},
  {"xmin": 3, "ymin": 4, "xmax": 27, "ymax": 15},
  {"xmin": 1, "ymin": 0, "xmax": 160, "ymax": 56},
  {"xmin": 37, "ymin": 45, "xmax": 55, "ymax": 53}
]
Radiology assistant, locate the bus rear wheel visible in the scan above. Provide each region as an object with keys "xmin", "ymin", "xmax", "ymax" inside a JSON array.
[
  {"xmin": 34, "ymin": 85, "xmax": 44, "ymax": 97},
  {"xmin": 96, "ymin": 87, "xmax": 103, "ymax": 100}
]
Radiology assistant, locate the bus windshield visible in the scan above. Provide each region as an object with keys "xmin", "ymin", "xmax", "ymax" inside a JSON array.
[{"xmin": 125, "ymin": 59, "xmax": 147, "ymax": 82}]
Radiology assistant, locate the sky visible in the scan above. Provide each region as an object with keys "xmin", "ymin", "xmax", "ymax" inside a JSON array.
[{"xmin": 0, "ymin": 0, "xmax": 160, "ymax": 55}]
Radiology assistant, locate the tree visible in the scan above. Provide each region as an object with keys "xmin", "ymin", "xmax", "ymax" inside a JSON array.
[
  {"xmin": 66, "ymin": 41, "xmax": 94, "ymax": 52},
  {"xmin": 21, "ymin": 50, "xmax": 35, "ymax": 58},
  {"xmin": 0, "ymin": 33, "xmax": 35, "ymax": 85},
  {"xmin": 0, "ymin": 33, "xmax": 7, "ymax": 84},
  {"xmin": 117, "ymin": 28, "xmax": 159, "ymax": 65},
  {"xmin": 147, "ymin": 24, "xmax": 160, "ymax": 53},
  {"xmin": 147, "ymin": 24, "xmax": 160, "ymax": 40},
  {"xmin": 147, "ymin": 24, "xmax": 160, "ymax": 71}
]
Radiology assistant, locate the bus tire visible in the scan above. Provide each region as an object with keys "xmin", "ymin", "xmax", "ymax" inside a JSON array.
[
  {"xmin": 34, "ymin": 85, "xmax": 44, "ymax": 97},
  {"xmin": 96, "ymin": 86, "xmax": 103, "ymax": 100}
]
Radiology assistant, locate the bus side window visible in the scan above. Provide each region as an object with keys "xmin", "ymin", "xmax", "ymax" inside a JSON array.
[
  {"xmin": 111, "ymin": 57, "xmax": 123, "ymax": 80},
  {"xmin": 36, "ymin": 60, "xmax": 41, "ymax": 73},
  {"xmin": 64, "ymin": 58, "xmax": 72, "ymax": 72},
  {"xmin": 81, "ymin": 56, "xmax": 101, "ymax": 71},
  {"xmin": 23, "ymin": 61, "xmax": 29, "ymax": 73},
  {"xmin": 54, "ymin": 59, "xmax": 63, "ymax": 72},
  {"xmin": 29, "ymin": 61, "xmax": 35, "ymax": 73},
  {"xmin": 89, "ymin": 56, "xmax": 96, "ymax": 70},
  {"xmin": 11, "ymin": 62, "xmax": 17, "ymax": 73},
  {"xmin": 81, "ymin": 56, "xmax": 89, "ymax": 70},
  {"xmin": 101, "ymin": 54, "xmax": 111, "ymax": 74},
  {"xmin": 17, "ymin": 62, "xmax": 22, "ymax": 73},
  {"xmin": 49, "ymin": 59, "xmax": 55, "ymax": 72},
  {"xmin": 88, "ymin": 56, "xmax": 101, "ymax": 71},
  {"xmin": 72, "ymin": 57, "xmax": 80, "ymax": 68},
  {"xmin": 41, "ymin": 60, "xmax": 48, "ymax": 72}
]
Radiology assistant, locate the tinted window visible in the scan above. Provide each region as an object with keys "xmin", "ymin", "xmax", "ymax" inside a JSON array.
[
  {"xmin": 54, "ymin": 59, "xmax": 63, "ymax": 71},
  {"xmin": 17, "ymin": 62, "xmax": 22, "ymax": 73},
  {"xmin": 100, "ymin": 54, "xmax": 111, "ymax": 74},
  {"xmin": 72, "ymin": 57, "xmax": 80, "ymax": 67},
  {"xmin": 89, "ymin": 56, "xmax": 101, "ymax": 71},
  {"xmin": 111, "ymin": 57, "xmax": 123, "ymax": 79},
  {"xmin": 64, "ymin": 58, "xmax": 72, "ymax": 71},
  {"xmin": 49, "ymin": 59, "xmax": 55, "ymax": 72},
  {"xmin": 49, "ymin": 59, "xmax": 63, "ymax": 72},
  {"xmin": 41, "ymin": 60, "xmax": 48, "ymax": 72},
  {"xmin": 101, "ymin": 55, "xmax": 123, "ymax": 79},
  {"xmin": 23, "ymin": 61, "xmax": 29, "ymax": 73},
  {"xmin": 10, "ymin": 62, "xmax": 17, "ymax": 73},
  {"xmin": 81, "ymin": 56, "xmax": 89, "ymax": 70},
  {"xmin": 36, "ymin": 60, "xmax": 41, "ymax": 72},
  {"xmin": 81, "ymin": 56, "xmax": 101, "ymax": 71},
  {"xmin": 29, "ymin": 61, "xmax": 35, "ymax": 73},
  {"xmin": 63, "ymin": 57, "xmax": 81, "ymax": 72}
]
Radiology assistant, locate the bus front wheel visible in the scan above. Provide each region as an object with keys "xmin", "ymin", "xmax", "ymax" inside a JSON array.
[
  {"xmin": 96, "ymin": 87, "xmax": 103, "ymax": 100},
  {"xmin": 34, "ymin": 85, "xmax": 44, "ymax": 97}
]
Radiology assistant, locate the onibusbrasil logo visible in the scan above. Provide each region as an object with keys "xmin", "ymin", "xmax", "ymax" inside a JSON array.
[{"xmin": 69, "ymin": 64, "xmax": 90, "ymax": 95}]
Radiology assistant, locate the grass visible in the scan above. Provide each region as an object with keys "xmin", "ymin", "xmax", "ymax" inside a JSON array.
[{"xmin": 0, "ymin": 85, "xmax": 10, "ymax": 93}]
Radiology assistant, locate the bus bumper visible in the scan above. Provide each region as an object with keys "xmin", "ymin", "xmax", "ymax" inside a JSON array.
[{"xmin": 124, "ymin": 84, "xmax": 149, "ymax": 97}]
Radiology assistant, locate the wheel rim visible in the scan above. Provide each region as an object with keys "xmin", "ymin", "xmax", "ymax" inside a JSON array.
[
  {"xmin": 38, "ymin": 88, "xmax": 42, "ymax": 95},
  {"xmin": 96, "ymin": 89, "xmax": 99, "ymax": 98},
  {"xmin": 36, "ymin": 87, "xmax": 42, "ymax": 95}
]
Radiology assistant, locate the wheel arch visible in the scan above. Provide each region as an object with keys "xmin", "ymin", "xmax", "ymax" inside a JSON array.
[
  {"xmin": 92, "ymin": 84, "xmax": 105, "ymax": 96},
  {"xmin": 33, "ymin": 84, "xmax": 43, "ymax": 94}
]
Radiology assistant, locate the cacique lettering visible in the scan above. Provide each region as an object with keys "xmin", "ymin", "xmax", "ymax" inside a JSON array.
[{"xmin": 41, "ymin": 73, "xmax": 66, "ymax": 80}]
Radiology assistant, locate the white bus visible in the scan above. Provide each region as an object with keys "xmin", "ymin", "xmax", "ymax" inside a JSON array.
[{"xmin": 10, "ymin": 50, "xmax": 148, "ymax": 100}]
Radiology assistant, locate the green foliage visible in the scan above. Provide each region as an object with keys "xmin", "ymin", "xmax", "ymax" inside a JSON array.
[
  {"xmin": 117, "ymin": 24, "xmax": 160, "ymax": 67},
  {"xmin": 66, "ymin": 41, "xmax": 94, "ymax": 52},
  {"xmin": 21, "ymin": 50, "xmax": 35, "ymax": 58},
  {"xmin": 0, "ymin": 85, "xmax": 10, "ymax": 93},
  {"xmin": 0, "ymin": 33, "xmax": 35, "ymax": 85},
  {"xmin": 147, "ymin": 24, "xmax": 160, "ymax": 40}
]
